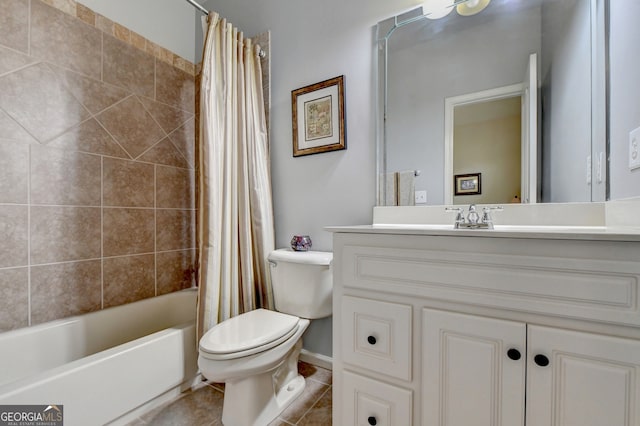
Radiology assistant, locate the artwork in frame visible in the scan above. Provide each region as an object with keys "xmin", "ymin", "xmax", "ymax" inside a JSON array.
[
  {"xmin": 291, "ymin": 75, "xmax": 346, "ymax": 157},
  {"xmin": 454, "ymin": 173, "xmax": 482, "ymax": 195}
]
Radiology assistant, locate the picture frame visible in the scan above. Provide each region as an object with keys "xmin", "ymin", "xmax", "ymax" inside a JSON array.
[
  {"xmin": 454, "ymin": 173, "xmax": 482, "ymax": 195},
  {"xmin": 291, "ymin": 75, "xmax": 346, "ymax": 157}
]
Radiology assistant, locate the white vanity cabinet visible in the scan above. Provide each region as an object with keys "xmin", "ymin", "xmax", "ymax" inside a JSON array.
[{"xmin": 331, "ymin": 229, "xmax": 640, "ymax": 426}]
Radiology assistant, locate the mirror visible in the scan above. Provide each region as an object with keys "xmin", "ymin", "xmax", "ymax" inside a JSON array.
[{"xmin": 376, "ymin": 0, "xmax": 608, "ymax": 206}]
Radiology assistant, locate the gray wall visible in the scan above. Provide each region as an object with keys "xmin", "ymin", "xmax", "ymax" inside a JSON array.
[
  {"xmin": 609, "ymin": 0, "xmax": 640, "ymax": 200},
  {"xmin": 540, "ymin": 0, "xmax": 592, "ymax": 202},
  {"xmin": 199, "ymin": 0, "xmax": 417, "ymax": 356}
]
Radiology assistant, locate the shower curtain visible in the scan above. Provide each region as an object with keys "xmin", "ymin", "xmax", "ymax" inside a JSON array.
[{"xmin": 197, "ymin": 13, "xmax": 275, "ymax": 340}]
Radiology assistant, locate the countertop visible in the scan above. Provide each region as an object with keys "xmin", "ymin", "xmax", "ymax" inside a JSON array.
[{"xmin": 326, "ymin": 224, "xmax": 640, "ymax": 242}]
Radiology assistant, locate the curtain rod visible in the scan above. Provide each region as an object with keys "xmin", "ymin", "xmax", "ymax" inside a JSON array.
[
  {"xmin": 184, "ymin": 0, "xmax": 267, "ymax": 58},
  {"xmin": 185, "ymin": 0, "xmax": 209, "ymax": 15}
]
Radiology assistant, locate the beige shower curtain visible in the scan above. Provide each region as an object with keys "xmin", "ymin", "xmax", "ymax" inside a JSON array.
[{"xmin": 197, "ymin": 13, "xmax": 275, "ymax": 340}]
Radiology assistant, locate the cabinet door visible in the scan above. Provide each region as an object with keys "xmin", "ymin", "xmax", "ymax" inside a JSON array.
[
  {"xmin": 527, "ymin": 325, "xmax": 640, "ymax": 426},
  {"xmin": 422, "ymin": 309, "xmax": 526, "ymax": 426}
]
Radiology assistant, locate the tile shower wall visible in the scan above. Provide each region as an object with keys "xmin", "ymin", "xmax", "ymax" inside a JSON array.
[{"xmin": 0, "ymin": 0, "xmax": 197, "ymax": 331}]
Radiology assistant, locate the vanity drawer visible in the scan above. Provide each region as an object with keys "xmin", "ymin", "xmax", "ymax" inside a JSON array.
[
  {"xmin": 341, "ymin": 296, "xmax": 412, "ymax": 381},
  {"xmin": 342, "ymin": 371, "xmax": 412, "ymax": 426},
  {"xmin": 340, "ymin": 239, "xmax": 640, "ymax": 328}
]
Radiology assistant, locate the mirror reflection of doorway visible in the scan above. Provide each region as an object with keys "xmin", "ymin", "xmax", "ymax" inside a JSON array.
[
  {"xmin": 444, "ymin": 53, "xmax": 538, "ymax": 205},
  {"xmin": 453, "ymin": 97, "xmax": 522, "ymax": 205}
]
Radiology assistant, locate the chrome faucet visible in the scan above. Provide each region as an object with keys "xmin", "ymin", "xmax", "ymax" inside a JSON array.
[
  {"xmin": 445, "ymin": 207, "xmax": 465, "ymax": 228},
  {"xmin": 467, "ymin": 204, "xmax": 480, "ymax": 225},
  {"xmin": 446, "ymin": 204, "xmax": 503, "ymax": 229}
]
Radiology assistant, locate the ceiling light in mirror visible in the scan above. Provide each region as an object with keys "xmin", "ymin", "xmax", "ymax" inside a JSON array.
[
  {"xmin": 424, "ymin": 0, "xmax": 454, "ymax": 20},
  {"xmin": 457, "ymin": 0, "xmax": 491, "ymax": 16}
]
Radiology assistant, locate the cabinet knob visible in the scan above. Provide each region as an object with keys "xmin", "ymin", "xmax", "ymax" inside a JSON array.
[
  {"xmin": 367, "ymin": 335, "xmax": 377, "ymax": 345},
  {"xmin": 507, "ymin": 348, "xmax": 521, "ymax": 361},
  {"xmin": 534, "ymin": 354, "xmax": 550, "ymax": 367},
  {"xmin": 368, "ymin": 416, "xmax": 377, "ymax": 425}
]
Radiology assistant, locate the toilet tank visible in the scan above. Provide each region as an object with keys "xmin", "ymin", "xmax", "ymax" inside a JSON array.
[{"xmin": 267, "ymin": 249, "xmax": 333, "ymax": 319}]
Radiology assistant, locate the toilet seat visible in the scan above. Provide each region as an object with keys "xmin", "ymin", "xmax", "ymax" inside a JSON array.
[{"xmin": 199, "ymin": 309, "xmax": 301, "ymax": 361}]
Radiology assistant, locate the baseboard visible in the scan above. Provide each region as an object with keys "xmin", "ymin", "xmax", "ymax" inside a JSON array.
[{"xmin": 300, "ymin": 348, "xmax": 333, "ymax": 370}]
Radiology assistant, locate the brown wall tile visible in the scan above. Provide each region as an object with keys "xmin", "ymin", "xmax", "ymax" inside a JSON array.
[
  {"xmin": 156, "ymin": 209, "xmax": 195, "ymax": 251},
  {"xmin": 113, "ymin": 23, "xmax": 131, "ymax": 43},
  {"xmin": 168, "ymin": 118, "xmax": 195, "ymax": 168},
  {"xmin": 130, "ymin": 31, "xmax": 147, "ymax": 51},
  {"xmin": 0, "ymin": 140, "xmax": 28, "ymax": 204},
  {"xmin": 47, "ymin": 119, "xmax": 129, "ymax": 158},
  {"xmin": 31, "ymin": 145, "xmax": 101, "ymax": 206},
  {"xmin": 103, "ymin": 35, "xmax": 155, "ymax": 98},
  {"xmin": 0, "ymin": 63, "xmax": 90, "ymax": 143},
  {"xmin": 103, "ymin": 208, "xmax": 154, "ymax": 256},
  {"xmin": 31, "ymin": 206, "xmax": 101, "ymax": 264},
  {"xmin": 96, "ymin": 96, "xmax": 166, "ymax": 158},
  {"xmin": 51, "ymin": 65, "xmax": 129, "ymax": 115},
  {"xmin": 138, "ymin": 138, "xmax": 189, "ymax": 168},
  {"xmin": 0, "ymin": 0, "xmax": 198, "ymax": 330},
  {"xmin": 0, "ymin": 205, "xmax": 28, "ymax": 268},
  {"xmin": 31, "ymin": 260, "xmax": 102, "ymax": 324},
  {"xmin": 0, "ymin": 109, "xmax": 37, "ymax": 144},
  {"xmin": 0, "ymin": 0, "xmax": 29, "ymax": 53},
  {"xmin": 156, "ymin": 60, "xmax": 195, "ymax": 113},
  {"xmin": 76, "ymin": 3, "xmax": 96, "ymax": 26},
  {"xmin": 139, "ymin": 96, "xmax": 193, "ymax": 134},
  {"xmin": 31, "ymin": 1, "xmax": 102, "ymax": 80},
  {"xmin": 156, "ymin": 166, "xmax": 194, "ymax": 209},
  {"xmin": 0, "ymin": 267, "xmax": 29, "ymax": 331},
  {"xmin": 103, "ymin": 157, "xmax": 154, "ymax": 207},
  {"xmin": 0, "ymin": 45, "xmax": 35, "ymax": 76},
  {"xmin": 156, "ymin": 250, "xmax": 195, "ymax": 295},
  {"xmin": 44, "ymin": 0, "xmax": 77, "ymax": 16},
  {"xmin": 103, "ymin": 254, "xmax": 155, "ymax": 307},
  {"xmin": 95, "ymin": 13, "xmax": 114, "ymax": 33}
]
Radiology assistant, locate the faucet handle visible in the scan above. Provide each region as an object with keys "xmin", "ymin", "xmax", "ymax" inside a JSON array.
[
  {"xmin": 481, "ymin": 206, "xmax": 504, "ymax": 229},
  {"xmin": 445, "ymin": 207, "xmax": 465, "ymax": 228}
]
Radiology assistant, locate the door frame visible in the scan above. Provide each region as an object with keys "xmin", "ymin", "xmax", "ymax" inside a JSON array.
[{"xmin": 443, "ymin": 83, "xmax": 524, "ymax": 205}]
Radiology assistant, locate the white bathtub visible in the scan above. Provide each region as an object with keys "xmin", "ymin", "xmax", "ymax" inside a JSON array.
[{"xmin": 0, "ymin": 288, "xmax": 199, "ymax": 426}]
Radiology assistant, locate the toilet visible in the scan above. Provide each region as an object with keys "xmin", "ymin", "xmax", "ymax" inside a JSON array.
[{"xmin": 198, "ymin": 248, "xmax": 333, "ymax": 426}]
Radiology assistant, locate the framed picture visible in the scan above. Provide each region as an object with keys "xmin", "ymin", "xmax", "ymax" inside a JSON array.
[
  {"xmin": 454, "ymin": 173, "xmax": 482, "ymax": 195},
  {"xmin": 291, "ymin": 75, "xmax": 346, "ymax": 157}
]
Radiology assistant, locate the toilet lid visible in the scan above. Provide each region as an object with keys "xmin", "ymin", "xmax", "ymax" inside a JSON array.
[{"xmin": 199, "ymin": 309, "xmax": 300, "ymax": 356}]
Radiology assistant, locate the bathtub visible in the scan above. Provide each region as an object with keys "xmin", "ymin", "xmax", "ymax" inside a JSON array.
[{"xmin": 0, "ymin": 288, "xmax": 199, "ymax": 426}]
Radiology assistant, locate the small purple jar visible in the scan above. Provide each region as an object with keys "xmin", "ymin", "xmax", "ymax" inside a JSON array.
[{"xmin": 290, "ymin": 235, "xmax": 312, "ymax": 251}]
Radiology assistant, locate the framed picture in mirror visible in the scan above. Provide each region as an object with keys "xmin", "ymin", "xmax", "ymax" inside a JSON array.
[
  {"xmin": 291, "ymin": 75, "xmax": 346, "ymax": 157},
  {"xmin": 455, "ymin": 173, "xmax": 481, "ymax": 195}
]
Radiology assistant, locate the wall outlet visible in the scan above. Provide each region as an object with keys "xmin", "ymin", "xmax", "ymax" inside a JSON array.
[
  {"xmin": 415, "ymin": 190, "xmax": 427, "ymax": 204},
  {"xmin": 630, "ymin": 126, "xmax": 640, "ymax": 170}
]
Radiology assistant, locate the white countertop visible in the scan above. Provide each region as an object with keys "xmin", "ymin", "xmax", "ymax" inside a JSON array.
[
  {"xmin": 326, "ymin": 224, "xmax": 640, "ymax": 242},
  {"xmin": 327, "ymin": 199, "xmax": 640, "ymax": 241}
]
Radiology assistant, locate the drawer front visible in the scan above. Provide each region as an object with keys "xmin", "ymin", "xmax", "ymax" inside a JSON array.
[
  {"xmin": 342, "ymin": 296, "xmax": 412, "ymax": 381},
  {"xmin": 340, "ymin": 240, "xmax": 640, "ymax": 327},
  {"xmin": 342, "ymin": 371, "xmax": 412, "ymax": 426}
]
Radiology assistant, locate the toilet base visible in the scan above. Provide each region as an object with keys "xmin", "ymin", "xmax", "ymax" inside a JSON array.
[
  {"xmin": 222, "ymin": 373, "xmax": 305, "ymax": 426},
  {"xmin": 221, "ymin": 340, "xmax": 306, "ymax": 426}
]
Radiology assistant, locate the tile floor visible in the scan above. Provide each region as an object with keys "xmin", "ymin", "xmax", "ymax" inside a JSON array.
[{"xmin": 126, "ymin": 362, "xmax": 332, "ymax": 425}]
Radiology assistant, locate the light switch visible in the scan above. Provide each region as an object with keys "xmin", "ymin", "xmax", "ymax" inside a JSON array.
[
  {"xmin": 415, "ymin": 190, "xmax": 427, "ymax": 204},
  {"xmin": 630, "ymin": 126, "xmax": 640, "ymax": 170}
]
